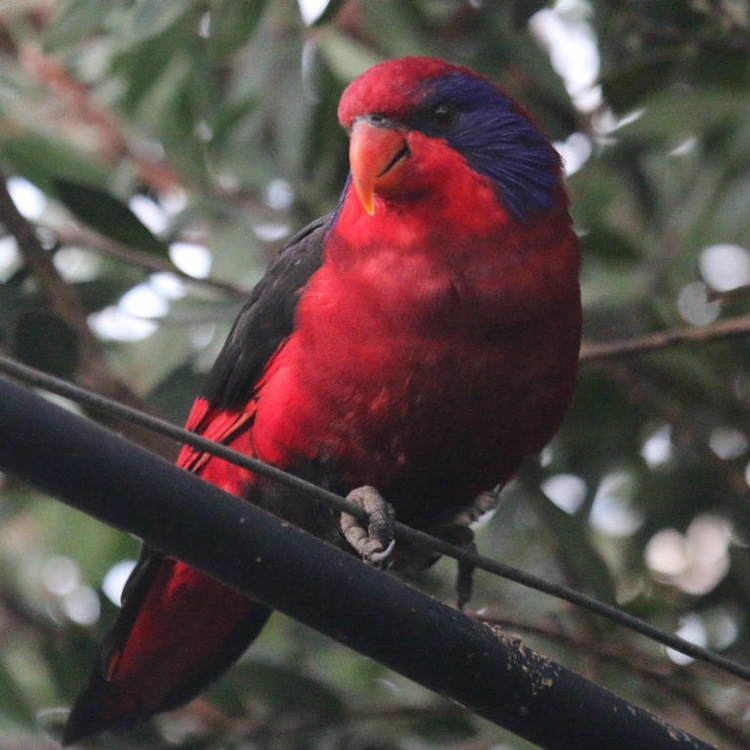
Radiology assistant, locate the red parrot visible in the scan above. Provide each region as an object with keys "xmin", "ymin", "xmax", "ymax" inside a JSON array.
[{"xmin": 63, "ymin": 57, "xmax": 580, "ymax": 744}]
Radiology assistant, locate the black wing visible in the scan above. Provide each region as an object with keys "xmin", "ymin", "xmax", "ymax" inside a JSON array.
[
  {"xmin": 106, "ymin": 211, "xmax": 331, "ymax": 666},
  {"xmin": 117, "ymin": 211, "xmax": 332, "ymax": 644},
  {"xmin": 202, "ymin": 213, "xmax": 332, "ymax": 410}
]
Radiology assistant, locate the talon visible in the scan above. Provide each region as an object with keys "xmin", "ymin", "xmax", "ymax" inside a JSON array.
[
  {"xmin": 341, "ymin": 485, "xmax": 396, "ymax": 565},
  {"xmin": 456, "ymin": 540, "xmax": 477, "ymax": 612},
  {"xmin": 369, "ymin": 538, "xmax": 396, "ymax": 563},
  {"xmin": 430, "ymin": 523, "xmax": 476, "ymax": 611}
]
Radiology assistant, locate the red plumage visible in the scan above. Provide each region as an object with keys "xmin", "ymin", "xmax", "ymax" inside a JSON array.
[{"xmin": 64, "ymin": 57, "xmax": 580, "ymax": 743}]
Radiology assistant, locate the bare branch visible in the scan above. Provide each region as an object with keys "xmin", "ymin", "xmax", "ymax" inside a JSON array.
[
  {"xmin": 3, "ymin": 352, "xmax": 750, "ymax": 687},
  {"xmin": 611, "ymin": 0, "xmax": 750, "ymax": 55},
  {"xmin": 707, "ymin": 284, "xmax": 750, "ymax": 303},
  {"xmin": 474, "ymin": 613, "xmax": 749, "ymax": 750},
  {"xmin": 580, "ymin": 315, "xmax": 750, "ymax": 363},
  {"xmin": 55, "ymin": 224, "xmax": 252, "ymax": 299},
  {"xmin": 0, "ymin": 170, "xmax": 175, "ymax": 458}
]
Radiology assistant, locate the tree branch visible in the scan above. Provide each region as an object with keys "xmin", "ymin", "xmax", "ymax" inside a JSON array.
[
  {"xmin": 0, "ymin": 170, "xmax": 175, "ymax": 458},
  {"xmin": 611, "ymin": 0, "xmax": 750, "ymax": 55},
  {"xmin": 707, "ymin": 284, "xmax": 750, "ymax": 303},
  {"xmin": 473, "ymin": 613, "xmax": 749, "ymax": 750},
  {"xmin": 0, "ymin": 375, "xmax": 718, "ymax": 750},
  {"xmin": 3, "ymin": 352, "xmax": 748, "ymax": 683},
  {"xmin": 601, "ymin": 362, "xmax": 750, "ymax": 531},
  {"xmin": 54, "ymin": 224, "xmax": 252, "ymax": 299},
  {"xmin": 580, "ymin": 315, "xmax": 750, "ymax": 363}
]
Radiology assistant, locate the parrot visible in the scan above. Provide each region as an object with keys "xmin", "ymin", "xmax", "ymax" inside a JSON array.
[{"xmin": 63, "ymin": 56, "xmax": 581, "ymax": 744}]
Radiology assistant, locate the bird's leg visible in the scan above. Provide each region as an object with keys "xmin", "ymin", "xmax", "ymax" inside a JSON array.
[
  {"xmin": 457, "ymin": 539, "xmax": 477, "ymax": 613},
  {"xmin": 340, "ymin": 485, "xmax": 396, "ymax": 565},
  {"xmin": 431, "ymin": 524, "xmax": 476, "ymax": 611},
  {"xmin": 436, "ymin": 490, "xmax": 500, "ymax": 610}
]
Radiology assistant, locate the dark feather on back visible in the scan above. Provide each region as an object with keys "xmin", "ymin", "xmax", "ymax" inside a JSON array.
[{"xmin": 202, "ymin": 214, "xmax": 331, "ymax": 410}]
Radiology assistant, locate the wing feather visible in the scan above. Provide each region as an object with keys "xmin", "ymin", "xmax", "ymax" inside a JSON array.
[
  {"xmin": 64, "ymin": 214, "xmax": 332, "ymax": 742},
  {"xmin": 202, "ymin": 213, "xmax": 331, "ymax": 410}
]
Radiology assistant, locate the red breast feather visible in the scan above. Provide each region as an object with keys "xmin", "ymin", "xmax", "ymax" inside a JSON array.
[{"xmin": 253, "ymin": 62, "xmax": 581, "ymax": 522}]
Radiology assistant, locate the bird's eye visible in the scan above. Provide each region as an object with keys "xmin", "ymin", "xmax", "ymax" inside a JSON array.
[
  {"xmin": 368, "ymin": 113, "xmax": 388, "ymax": 127},
  {"xmin": 431, "ymin": 102, "xmax": 457, "ymax": 128}
]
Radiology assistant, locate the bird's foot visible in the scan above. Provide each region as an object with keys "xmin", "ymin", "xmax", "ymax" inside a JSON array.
[{"xmin": 341, "ymin": 485, "xmax": 396, "ymax": 565}]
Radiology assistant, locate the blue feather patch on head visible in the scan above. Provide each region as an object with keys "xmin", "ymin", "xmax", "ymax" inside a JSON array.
[{"xmin": 410, "ymin": 71, "xmax": 561, "ymax": 222}]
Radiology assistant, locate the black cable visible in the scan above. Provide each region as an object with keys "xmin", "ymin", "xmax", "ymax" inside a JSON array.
[{"xmin": 1, "ymin": 354, "xmax": 749, "ymax": 684}]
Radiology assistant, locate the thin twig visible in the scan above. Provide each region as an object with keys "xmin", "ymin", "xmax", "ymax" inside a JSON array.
[
  {"xmin": 0, "ymin": 175, "xmax": 93, "ymax": 353},
  {"xmin": 602, "ymin": 362, "xmax": 750, "ymax": 530},
  {"xmin": 19, "ymin": 45, "xmax": 181, "ymax": 193},
  {"xmin": 580, "ymin": 315, "xmax": 750, "ymax": 362},
  {"xmin": 0, "ymin": 170, "xmax": 174, "ymax": 458},
  {"xmin": 611, "ymin": 0, "xmax": 750, "ymax": 55},
  {"xmin": 707, "ymin": 284, "xmax": 750, "ymax": 303},
  {"xmin": 1, "ymin": 354, "xmax": 749, "ymax": 685},
  {"xmin": 55, "ymin": 224, "xmax": 252, "ymax": 299}
]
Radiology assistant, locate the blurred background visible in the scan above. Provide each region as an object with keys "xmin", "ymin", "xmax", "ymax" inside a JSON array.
[{"xmin": 1, "ymin": 1, "xmax": 750, "ymax": 748}]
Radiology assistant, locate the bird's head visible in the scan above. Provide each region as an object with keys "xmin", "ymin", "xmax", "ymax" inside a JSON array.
[{"xmin": 338, "ymin": 57, "xmax": 563, "ymax": 224}]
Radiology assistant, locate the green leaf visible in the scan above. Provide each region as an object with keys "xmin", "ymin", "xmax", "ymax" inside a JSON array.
[
  {"xmin": 132, "ymin": 51, "xmax": 194, "ymax": 137},
  {"xmin": 210, "ymin": 660, "xmax": 346, "ymax": 723},
  {"xmin": 410, "ymin": 711, "xmax": 476, "ymax": 741},
  {"xmin": 317, "ymin": 29, "xmax": 382, "ymax": 82},
  {"xmin": 12, "ymin": 310, "xmax": 79, "ymax": 378},
  {"xmin": 53, "ymin": 180, "xmax": 170, "ymax": 256},
  {"xmin": 148, "ymin": 362, "xmax": 205, "ymax": 423},
  {"xmin": 43, "ymin": 0, "xmax": 113, "ymax": 50},
  {"xmin": 601, "ymin": 57, "xmax": 678, "ymax": 112},
  {"xmin": 512, "ymin": 0, "xmax": 548, "ymax": 28},
  {"xmin": 73, "ymin": 276, "xmax": 141, "ymax": 313},
  {"xmin": 123, "ymin": 1, "xmax": 196, "ymax": 47},
  {"xmin": 0, "ymin": 135, "xmax": 108, "ymax": 194},
  {"xmin": 37, "ymin": 629, "xmax": 97, "ymax": 704},
  {"xmin": 0, "ymin": 281, "xmax": 20, "ymax": 320},
  {"xmin": 522, "ymin": 475, "xmax": 616, "ymax": 605},
  {"xmin": 688, "ymin": 49, "xmax": 750, "ymax": 90},
  {"xmin": 208, "ymin": 97, "xmax": 258, "ymax": 147},
  {"xmin": 207, "ymin": 0, "xmax": 270, "ymax": 57},
  {"xmin": 309, "ymin": 0, "xmax": 348, "ymax": 27},
  {"xmin": 0, "ymin": 658, "xmax": 35, "ymax": 724},
  {"xmin": 584, "ymin": 228, "xmax": 641, "ymax": 262},
  {"xmin": 621, "ymin": 87, "xmax": 747, "ymax": 140},
  {"xmin": 362, "ymin": 0, "xmax": 433, "ymax": 59}
]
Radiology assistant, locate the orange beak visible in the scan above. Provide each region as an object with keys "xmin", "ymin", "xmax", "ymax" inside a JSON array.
[{"xmin": 349, "ymin": 119, "xmax": 409, "ymax": 216}]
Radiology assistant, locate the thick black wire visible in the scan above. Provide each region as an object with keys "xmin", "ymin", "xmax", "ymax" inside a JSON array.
[{"xmin": 1, "ymin": 354, "xmax": 749, "ymax": 684}]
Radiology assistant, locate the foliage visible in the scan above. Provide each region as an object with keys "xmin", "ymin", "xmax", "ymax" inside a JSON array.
[{"xmin": 1, "ymin": 1, "xmax": 749, "ymax": 748}]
